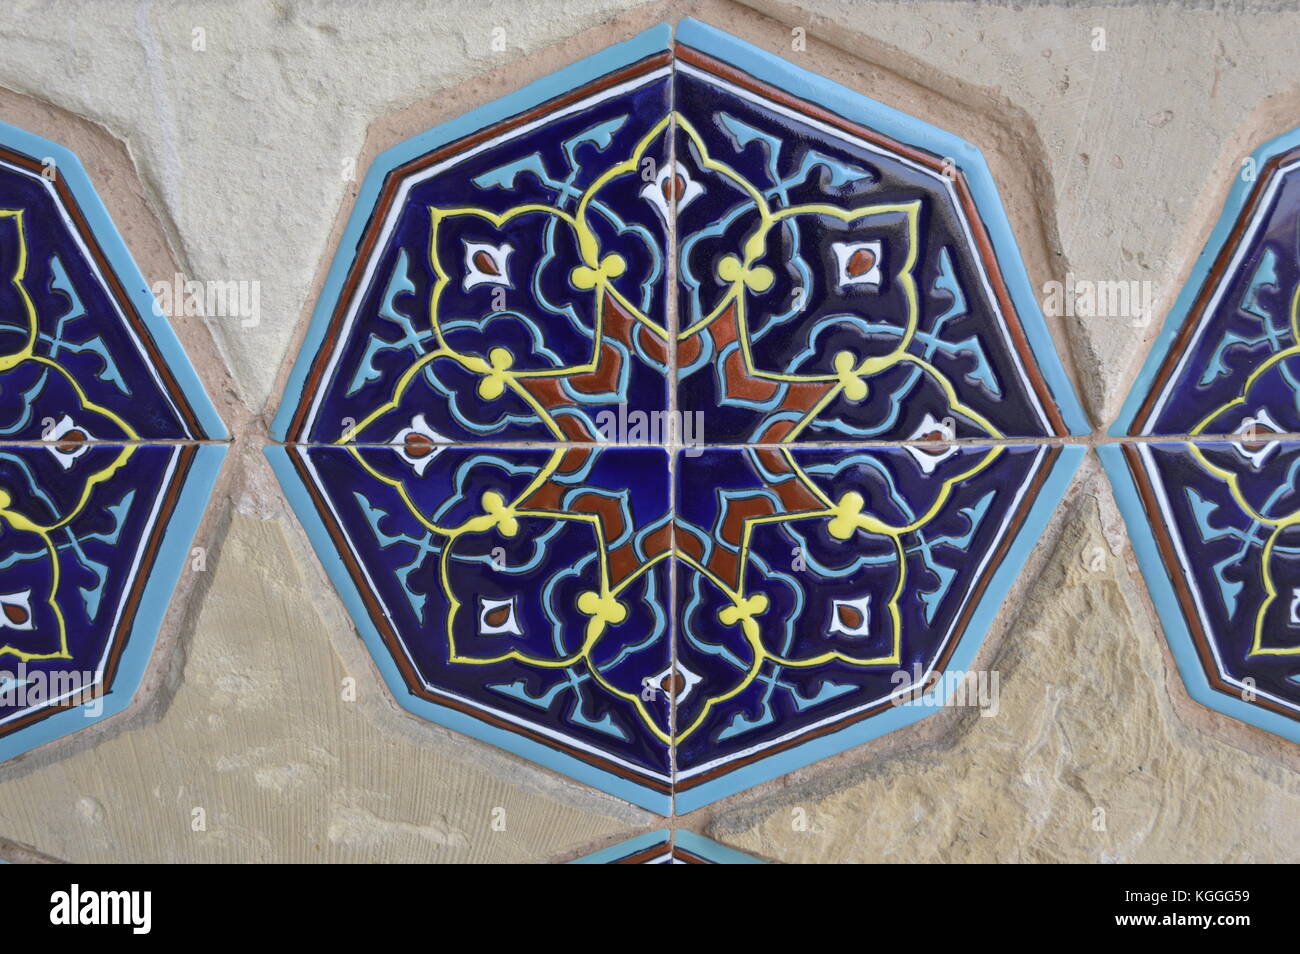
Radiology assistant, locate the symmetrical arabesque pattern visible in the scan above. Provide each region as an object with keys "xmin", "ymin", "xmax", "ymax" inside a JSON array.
[
  {"xmin": 1107, "ymin": 131, "xmax": 1300, "ymax": 743},
  {"xmin": 272, "ymin": 21, "xmax": 1085, "ymax": 813},
  {"xmin": 0, "ymin": 120, "xmax": 224, "ymax": 761}
]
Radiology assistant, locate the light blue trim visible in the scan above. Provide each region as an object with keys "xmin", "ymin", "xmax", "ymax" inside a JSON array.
[
  {"xmin": 675, "ymin": 19, "xmax": 1088, "ymax": 437},
  {"xmin": 569, "ymin": 828, "xmax": 669, "ymax": 864},
  {"xmin": 675, "ymin": 442, "xmax": 1085, "ymax": 813},
  {"xmin": 265, "ymin": 444, "xmax": 674, "ymax": 814},
  {"xmin": 0, "ymin": 120, "xmax": 227, "ymax": 440},
  {"xmin": 1111, "ymin": 126, "xmax": 1300, "ymax": 437},
  {"xmin": 0, "ymin": 443, "xmax": 226, "ymax": 762},
  {"xmin": 1099, "ymin": 443, "xmax": 1300, "ymax": 742},
  {"xmin": 270, "ymin": 24, "xmax": 673, "ymax": 440},
  {"xmin": 674, "ymin": 830, "xmax": 764, "ymax": 864}
]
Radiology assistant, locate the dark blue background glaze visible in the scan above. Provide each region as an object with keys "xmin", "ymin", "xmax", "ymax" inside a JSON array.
[
  {"xmin": 674, "ymin": 68, "xmax": 1054, "ymax": 442},
  {"xmin": 305, "ymin": 73, "xmax": 671, "ymax": 444},
  {"xmin": 0, "ymin": 167, "xmax": 191, "ymax": 440},
  {"xmin": 303, "ymin": 445, "xmax": 673, "ymax": 777},
  {"xmin": 673, "ymin": 444, "xmax": 1045, "ymax": 772}
]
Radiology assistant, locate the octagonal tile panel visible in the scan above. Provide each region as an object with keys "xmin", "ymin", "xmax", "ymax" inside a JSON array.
[
  {"xmin": 271, "ymin": 21, "xmax": 1084, "ymax": 813},
  {"xmin": 0, "ymin": 119, "xmax": 224, "ymax": 760},
  {"xmin": 1106, "ymin": 126, "xmax": 1300, "ymax": 743}
]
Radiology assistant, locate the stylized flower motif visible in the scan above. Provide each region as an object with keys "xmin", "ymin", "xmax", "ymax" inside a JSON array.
[
  {"xmin": 831, "ymin": 240, "xmax": 883, "ymax": 289},
  {"xmin": 389, "ymin": 413, "xmax": 448, "ymax": 476},
  {"xmin": 828, "ymin": 596, "xmax": 872, "ymax": 637},
  {"xmin": 904, "ymin": 412, "xmax": 958, "ymax": 473},
  {"xmin": 639, "ymin": 159, "xmax": 703, "ymax": 224},
  {"xmin": 43, "ymin": 414, "xmax": 94, "ymax": 470},
  {"xmin": 1230, "ymin": 408, "xmax": 1283, "ymax": 468},
  {"xmin": 477, "ymin": 597, "xmax": 523, "ymax": 636}
]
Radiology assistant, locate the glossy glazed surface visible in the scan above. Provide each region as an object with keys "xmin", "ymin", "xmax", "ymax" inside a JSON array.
[{"xmin": 272, "ymin": 21, "xmax": 1084, "ymax": 813}]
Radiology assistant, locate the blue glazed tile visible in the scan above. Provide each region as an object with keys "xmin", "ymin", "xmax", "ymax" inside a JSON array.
[
  {"xmin": 1108, "ymin": 128, "xmax": 1300, "ymax": 745},
  {"xmin": 0, "ymin": 443, "xmax": 224, "ymax": 760},
  {"xmin": 1104, "ymin": 441, "xmax": 1300, "ymax": 742},
  {"xmin": 0, "ymin": 119, "xmax": 225, "ymax": 762},
  {"xmin": 272, "ymin": 21, "xmax": 1083, "ymax": 813},
  {"xmin": 275, "ymin": 33, "xmax": 672, "ymax": 445},
  {"xmin": 1106, "ymin": 442, "xmax": 1300, "ymax": 724},
  {"xmin": 671, "ymin": 830, "xmax": 764, "ymax": 863},
  {"xmin": 671, "ymin": 444, "xmax": 1070, "ymax": 802},
  {"xmin": 0, "ymin": 122, "xmax": 223, "ymax": 441},
  {"xmin": 672, "ymin": 23, "xmax": 1083, "ymax": 443},
  {"xmin": 571, "ymin": 829, "xmax": 763, "ymax": 863},
  {"xmin": 275, "ymin": 444, "xmax": 674, "ymax": 809},
  {"xmin": 570, "ymin": 829, "xmax": 674, "ymax": 863}
]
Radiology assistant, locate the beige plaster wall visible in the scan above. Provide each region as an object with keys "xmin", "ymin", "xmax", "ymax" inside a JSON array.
[{"xmin": 0, "ymin": 0, "xmax": 1297, "ymax": 863}]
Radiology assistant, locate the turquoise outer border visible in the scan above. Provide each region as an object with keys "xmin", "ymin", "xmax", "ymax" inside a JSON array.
[
  {"xmin": 267, "ymin": 20, "xmax": 1089, "ymax": 813},
  {"xmin": 674, "ymin": 830, "xmax": 764, "ymax": 864},
  {"xmin": 265, "ymin": 444, "xmax": 673, "ymax": 814},
  {"xmin": 569, "ymin": 829, "xmax": 670, "ymax": 864},
  {"xmin": 0, "ymin": 443, "xmax": 226, "ymax": 762},
  {"xmin": 1110, "ymin": 125, "xmax": 1300, "ymax": 437},
  {"xmin": 0, "ymin": 120, "xmax": 227, "ymax": 441},
  {"xmin": 676, "ymin": 443, "xmax": 1085, "ymax": 813},
  {"xmin": 269, "ymin": 24, "xmax": 673, "ymax": 441},
  {"xmin": 676, "ymin": 19, "xmax": 1088, "ymax": 437},
  {"xmin": 1099, "ymin": 443, "xmax": 1300, "ymax": 742}
]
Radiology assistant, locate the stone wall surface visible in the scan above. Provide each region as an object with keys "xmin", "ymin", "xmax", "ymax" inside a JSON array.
[{"xmin": 0, "ymin": 0, "xmax": 1297, "ymax": 863}]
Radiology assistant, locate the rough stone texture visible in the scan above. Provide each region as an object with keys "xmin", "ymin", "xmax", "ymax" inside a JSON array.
[{"xmin": 0, "ymin": 0, "xmax": 1298, "ymax": 863}]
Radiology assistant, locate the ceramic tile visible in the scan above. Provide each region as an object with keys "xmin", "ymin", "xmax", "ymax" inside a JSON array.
[
  {"xmin": 1115, "ymin": 135, "xmax": 1300, "ymax": 440},
  {"xmin": 0, "ymin": 123, "xmax": 223, "ymax": 442},
  {"xmin": 274, "ymin": 444, "xmax": 674, "ymax": 808},
  {"xmin": 273, "ymin": 33, "xmax": 672, "ymax": 445},
  {"xmin": 671, "ymin": 444, "xmax": 1070, "ymax": 806},
  {"xmin": 272, "ymin": 21, "xmax": 1084, "ymax": 814},
  {"xmin": 1107, "ymin": 125, "xmax": 1300, "ymax": 744},
  {"xmin": 0, "ymin": 120, "xmax": 224, "ymax": 761},
  {"xmin": 672, "ymin": 27, "xmax": 1085, "ymax": 443},
  {"xmin": 0, "ymin": 442, "xmax": 223, "ymax": 759},
  {"xmin": 572, "ymin": 829, "xmax": 763, "ymax": 864},
  {"xmin": 1105, "ymin": 441, "xmax": 1300, "ymax": 734}
]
